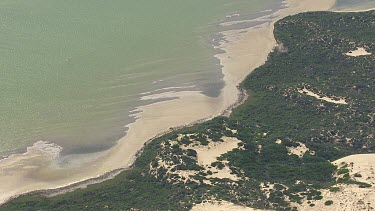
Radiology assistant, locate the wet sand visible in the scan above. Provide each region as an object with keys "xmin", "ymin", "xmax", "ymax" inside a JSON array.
[{"xmin": 0, "ymin": 0, "xmax": 336, "ymax": 205}]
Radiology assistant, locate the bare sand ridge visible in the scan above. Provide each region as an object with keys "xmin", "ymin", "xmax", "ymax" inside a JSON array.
[
  {"xmin": 298, "ymin": 87, "xmax": 348, "ymax": 105},
  {"xmin": 294, "ymin": 154, "xmax": 375, "ymax": 211},
  {"xmin": 0, "ymin": 0, "xmax": 336, "ymax": 205}
]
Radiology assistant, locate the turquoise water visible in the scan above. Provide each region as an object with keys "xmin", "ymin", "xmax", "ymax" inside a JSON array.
[{"xmin": 0, "ymin": 0, "xmax": 280, "ymax": 156}]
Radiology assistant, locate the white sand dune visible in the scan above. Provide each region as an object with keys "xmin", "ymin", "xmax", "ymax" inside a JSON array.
[{"xmin": 295, "ymin": 154, "xmax": 375, "ymax": 211}]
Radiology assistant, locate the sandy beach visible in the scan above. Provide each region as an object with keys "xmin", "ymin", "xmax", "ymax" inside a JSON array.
[{"xmin": 0, "ymin": 0, "xmax": 336, "ymax": 205}]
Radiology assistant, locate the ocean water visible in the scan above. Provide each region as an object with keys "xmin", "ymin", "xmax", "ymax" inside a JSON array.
[
  {"xmin": 0, "ymin": 0, "xmax": 280, "ymax": 157},
  {"xmin": 335, "ymin": 0, "xmax": 375, "ymax": 10}
]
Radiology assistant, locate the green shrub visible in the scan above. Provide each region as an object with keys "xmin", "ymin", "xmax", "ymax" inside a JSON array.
[
  {"xmin": 329, "ymin": 187, "xmax": 340, "ymax": 192},
  {"xmin": 337, "ymin": 168, "xmax": 349, "ymax": 175},
  {"xmin": 325, "ymin": 200, "xmax": 333, "ymax": 206}
]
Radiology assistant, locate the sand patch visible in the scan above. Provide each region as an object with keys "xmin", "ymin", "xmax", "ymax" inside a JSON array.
[
  {"xmin": 226, "ymin": 127, "xmax": 237, "ymax": 134},
  {"xmin": 206, "ymin": 166, "xmax": 238, "ymax": 181},
  {"xmin": 287, "ymin": 142, "xmax": 309, "ymax": 158},
  {"xmin": 260, "ymin": 182, "xmax": 275, "ymax": 198},
  {"xmin": 345, "ymin": 47, "xmax": 372, "ymax": 57},
  {"xmin": 150, "ymin": 135, "xmax": 241, "ymax": 183},
  {"xmin": 182, "ymin": 136, "xmax": 242, "ymax": 181},
  {"xmin": 183, "ymin": 137, "xmax": 241, "ymax": 166},
  {"xmin": 299, "ymin": 87, "xmax": 348, "ymax": 105},
  {"xmin": 150, "ymin": 147, "xmax": 211, "ymax": 184},
  {"xmin": 191, "ymin": 200, "xmax": 265, "ymax": 211},
  {"xmin": 157, "ymin": 159, "xmax": 198, "ymax": 184},
  {"xmin": 294, "ymin": 154, "xmax": 375, "ymax": 211}
]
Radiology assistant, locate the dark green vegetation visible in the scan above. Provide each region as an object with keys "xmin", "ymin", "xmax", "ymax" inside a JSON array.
[
  {"xmin": 2, "ymin": 10, "xmax": 374, "ymax": 211},
  {"xmin": 325, "ymin": 200, "xmax": 334, "ymax": 206}
]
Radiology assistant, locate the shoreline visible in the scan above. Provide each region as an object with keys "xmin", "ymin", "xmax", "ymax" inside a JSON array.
[
  {"xmin": 4, "ymin": 87, "xmax": 249, "ymax": 203},
  {"xmin": 8, "ymin": 87, "xmax": 249, "ymax": 200},
  {"xmin": 0, "ymin": 0, "xmax": 336, "ymax": 205}
]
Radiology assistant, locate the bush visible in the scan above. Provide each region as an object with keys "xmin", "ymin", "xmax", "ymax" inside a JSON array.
[
  {"xmin": 337, "ymin": 168, "xmax": 349, "ymax": 175},
  {"xmin": 329, "ymin": 187, "xmax": 340, "ymax": 192},
  {"xmin": 325, "ymin": 200, "xmax": 333, "ymax": 206},
  {"xmin": 186, "ymin": 149, "xmax": 197, "ymax": 157}
]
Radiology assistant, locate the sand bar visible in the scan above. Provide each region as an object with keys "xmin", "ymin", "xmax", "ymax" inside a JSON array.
[{"xmin": 0, "ymin": 0, "xmax": 336, "ymax": 205}]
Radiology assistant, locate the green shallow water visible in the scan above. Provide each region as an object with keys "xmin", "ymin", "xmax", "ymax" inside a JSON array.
[{"xmin": 0, "ymin": 0, "xmax": 280, "ymax": 156}]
